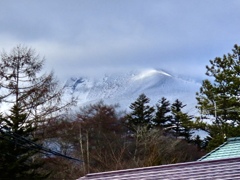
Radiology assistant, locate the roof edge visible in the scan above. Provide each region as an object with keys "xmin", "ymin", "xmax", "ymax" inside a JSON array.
[
  {"xmin": 198, "ymin": 139, "xmax": 228, "ymax": 161},
  {"xmin": 198, "ymin": 136, "xmax": 240, "ymax": 161},
  {"xmin": 228, "ymin": 137, "xmax": 240, "ymax": 141},
  {"xmin": 80, "ymin": 157, "xmax": 240, "ymax": 179}
]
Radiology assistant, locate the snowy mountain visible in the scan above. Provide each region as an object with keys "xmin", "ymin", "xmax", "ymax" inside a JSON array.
[{"xmin": 64, "ymin": 68, "xmax": 202, "ymax": 114}]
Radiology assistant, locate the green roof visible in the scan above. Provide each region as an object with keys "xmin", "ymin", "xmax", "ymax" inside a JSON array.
[{"xmin": 199, "ymin": 137, "xmax": 240, "ymax": 161}]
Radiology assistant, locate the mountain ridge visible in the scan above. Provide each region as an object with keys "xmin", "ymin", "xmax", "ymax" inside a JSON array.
[{"xmin": 64, "ymin": 68, "xmax": 201, "ymax": 114}]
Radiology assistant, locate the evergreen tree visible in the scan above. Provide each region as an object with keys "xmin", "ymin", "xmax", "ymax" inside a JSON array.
[
  {"xmin": 125, "ymin": 94, "xmax": 155, "ymax": 132},
  {"xmin": 196, "ymin": 44, "xmax": 240, "ymax": 150},
  {"xmin": 0, "ymin": 105, "xmax": 48, "ymax": 179},
  {"xmin": 170, "ymin": 99, "xmax": 193, "ymax": 140},
  {"xmin": 153, "ymin": 97, "xmax": 172, "ymax": 128},
  {"xmin": 0, "ymin": 45, "xmax": 74, "ymax": 178},
  {"xmin": 177, "ymin": 112, "xmax": 193, "ymax": 141}
]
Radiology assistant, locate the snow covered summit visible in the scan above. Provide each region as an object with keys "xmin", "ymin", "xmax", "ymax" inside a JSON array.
[{"xmin": 64, "ymin": 68, "xmax": 201, "ymax": 113}]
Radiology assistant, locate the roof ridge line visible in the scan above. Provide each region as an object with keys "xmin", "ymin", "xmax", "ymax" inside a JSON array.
[
  {"xmin": 227, "ymin": 137, "xmax": 240, "ymax": 141},
  {"xmin": 81, "ymin": 157, "xmax": 240, "ymax": 179},
  {"xmin": 198, "ymin": 139, "xmax": 228, "ymax": 161}
]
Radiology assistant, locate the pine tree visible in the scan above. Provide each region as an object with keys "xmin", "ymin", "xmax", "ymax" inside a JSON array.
[
  {"xmin": 196, "ymin": 44, "xmax": 240, "ymax": 150},
  {"xmin": 125, "ymin": 94, "xmax": 155, "ymax": 132},
  {"xmin": 0, "ymin": 105, "xmax": 48, "ymax": 179},
  {"xmin": 153, "ymin": 97, "xmax": 172, "ymax": 128},
  {"xmin": 170, "ymin": 99, "xmax": 193, "ymax": 140}
]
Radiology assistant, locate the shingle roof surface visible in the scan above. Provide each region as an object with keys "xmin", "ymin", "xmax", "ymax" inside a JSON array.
[
  {"xmin": 199, "ymin": 137, "xmax": 240, "ymax": 161},
  {"xmin": 78, "ymin": 157, "xmax": 240, "ymax": 180},
  {"xmin": 78, "ymin": 137, "xmax": 240, "ymax": 180}
]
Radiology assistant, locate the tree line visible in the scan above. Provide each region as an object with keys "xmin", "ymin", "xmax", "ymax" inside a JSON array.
[
  {"xmin": 1, "ymin": 44, "xmax": 240, "ymax": 179},
  {"xmin": 40, "ymin": 100, "xmax": 204, "ymax": 179}
]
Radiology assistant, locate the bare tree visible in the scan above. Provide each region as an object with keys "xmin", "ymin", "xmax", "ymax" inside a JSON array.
[
  {"xmin": 0, "ymin": 45, "xmax": 76, "ymax": 178},
  {"xmin": 0, "ymin": 45, "xmax": 75, "ymax": 123}
]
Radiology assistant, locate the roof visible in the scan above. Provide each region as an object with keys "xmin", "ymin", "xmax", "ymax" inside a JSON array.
[
  {"xmin": 78, "ymin": 157, "xmax": 240, "ymax": 180},
  {"xmin": 78, "ymin": 137, "xmax": 240, "ymax": 180},
  {"xmin": 199, "ymin": 137, "xmax": 240, "ymax": 161}
]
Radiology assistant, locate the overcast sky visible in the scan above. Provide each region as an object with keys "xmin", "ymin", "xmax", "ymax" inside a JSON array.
[{"xmin": 0, "ymin": 0, "xmax": 240, "ymax": 81}]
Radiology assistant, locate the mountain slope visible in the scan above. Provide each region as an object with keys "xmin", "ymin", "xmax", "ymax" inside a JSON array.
[{"xmin": 64, "ymin": 69, "xmax": 201, "ymax": 114}]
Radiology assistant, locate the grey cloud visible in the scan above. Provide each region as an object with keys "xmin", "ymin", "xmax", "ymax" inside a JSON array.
[{"xmin": 0, "ymin": 0, "xmax": 240, "ymax": 81}]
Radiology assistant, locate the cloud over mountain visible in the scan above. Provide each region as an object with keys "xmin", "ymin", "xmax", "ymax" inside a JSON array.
[{"xmin": 64, "ymin": 68, "xmax": 201, "ymax": 114}]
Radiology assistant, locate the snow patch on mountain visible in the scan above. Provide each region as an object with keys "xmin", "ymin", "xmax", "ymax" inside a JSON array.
[
  {"xmin": 64, "ymin": 68, "xmax": 201, "ymax": 114},
  {"xmin": 132, "ymin": 69, "xmax": 171, "ymax": 80}
]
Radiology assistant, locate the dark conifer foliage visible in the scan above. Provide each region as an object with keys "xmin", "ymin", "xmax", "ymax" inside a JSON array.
[
  {"xmin": 125, "ymin": 94, "xmax": 155, "ymax": 132},
  {"xmin": 170, "ymin": 99, "xmax": 193, "ymax": 140},
  {"xmin": 0, "ymin": 105, "xmax": 48, "ymax": 179},
  {"xmin": 196, "ymin": 44, "xmax": 240, "ymax": 150},
  {"xmin": 153, "ymin": 97, "xmax": 172, "ymax": 128},
  {"xmin": 0, "ymin": 45, "xmax": 75, "ymax": 179}
]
